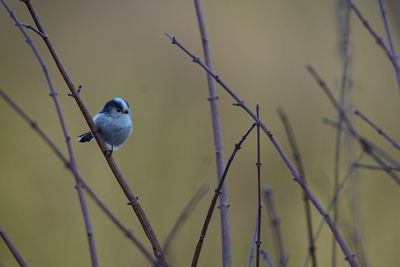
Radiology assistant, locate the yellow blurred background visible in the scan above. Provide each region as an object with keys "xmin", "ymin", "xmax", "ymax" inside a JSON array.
[{"xmin": 0, "ymin": 0, "xmax": 399, "ymax": 266}]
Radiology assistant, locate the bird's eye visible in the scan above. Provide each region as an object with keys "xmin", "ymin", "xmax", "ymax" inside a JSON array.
[{"xmin": 116, "ymin": 108, "xmax": 122, "ymax": 113}]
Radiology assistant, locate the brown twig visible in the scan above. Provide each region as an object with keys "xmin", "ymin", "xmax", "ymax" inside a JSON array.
[
  {"xmin": 17, "ymin": 0, "xmax": 167, "ymax": 264},
  {"xmin": 192, "ymin": 1, "xmax": 231, "ymax": 265},
  {"xmin": 165, "ymin": 33, "xmax": 358, "ymax": 267},
  {"xmin": 163, "ymin": 185, "xmax": 208, "ymax": 255},
  {"xmin": 0, "ymin": 228, "xmax": 29, "ymax": 267},
  {"xmin": 277, "ymin": 108, "xmax": 317, "ymax": 267},
  {"xmin": 1, "ymin": 1, "xmax": 98, "ymax": 265},
  {"xmin": 191, "ymin": 123, "xmax": 256, "ymax": 267},
  {"xmin": 263, "ymin": 186, "xmax": 288, "ymax": 267}
]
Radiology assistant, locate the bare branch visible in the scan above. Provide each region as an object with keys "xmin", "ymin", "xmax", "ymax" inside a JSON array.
[
  {"xmin": 354, "ymin": 109, "xmax": 400, "ymax": 150},
  {"xmin": 163, "ymin": 185, "xmax": 208, "ymax": 255},
  {"xmin": 255, "ymin": 104, "xmax": 262, "ymax": 267},
  {"xmin": 264, "ymin": 186, "xmax": 288, "ymax": 267},
  {"xmin": 345, "ymin": 0, "xmax": 400, "ymax": 92},
  {"xmin": 191, "ymin": 123, "xmax": 256, "ymax": 267},
  {"xmin": 277, "ymin": 108, "xmax": 317, "ymax": 267},
  {"xmin": 307, "ymin": 65, "xmax": 400, "ymax": 185},
  {"xmin": 0, "ymin": 228, "xmax": 29, "ymax": 267},
  {"xmin": 192, "ymin": 1, "xmax": 231, "ymax": 265}
]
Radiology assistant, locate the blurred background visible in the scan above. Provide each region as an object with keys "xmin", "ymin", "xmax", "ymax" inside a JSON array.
[{"xmin": 0, "ymin": 0, "xmax": 399, "ymax": 266}]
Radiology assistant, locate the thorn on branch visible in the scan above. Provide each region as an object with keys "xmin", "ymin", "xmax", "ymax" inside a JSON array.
[
  {"xmin": 67, "ymin": 84, "xmax": 83, "ymax": 97},
  {"xmin": 235, "ymin": 143, "xmax": 242, "ymax": 150},
  {"xmin": 48, "ymin": 91, "xmax": 58, "ymax": 97},
  {"xmin": 207, "ymin": 96, "xmax": 219, "ymax": 101},
  {"xmin": 74, "ymin": 183, "xmax": 84, "ymax": 189},
  {"xmin": 359, "ymin": 138, "xmax": 372, "ymax": 153},
  {"xmin": 30, "ymin": 120, "xmax": 37, "ymax": 128},
  {"xmin": 217, "ymin": 202, "xmax": 231, "ymax": 209},
  {"xmin": 344, "ymin": 253, "xmax": 356, "ymax": 261}
]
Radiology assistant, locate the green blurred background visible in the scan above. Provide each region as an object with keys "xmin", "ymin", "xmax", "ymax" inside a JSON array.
[{"xmin": 1, "ymin": 0, "xmax": 399, "ymax": 266}]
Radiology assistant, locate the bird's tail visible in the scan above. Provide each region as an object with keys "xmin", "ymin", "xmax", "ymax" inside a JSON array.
[{"xmin": 77, "ymin": 132, "xmax": 94, "ymax": 143}]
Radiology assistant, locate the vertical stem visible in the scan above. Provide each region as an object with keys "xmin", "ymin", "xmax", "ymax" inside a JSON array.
[
  {"xmin": 277, "ymin": 108, "xmax": 317, "ymax": 267},
  {"xmin": 193, "ymin": 1, "xmax": 231, "ymax": 266},
  {"xmin": 263, "ymin": 187, "xmax": 288, "ymax": 267},
  {"xmin": 255, "ymin": 105, "xmax": 262, "ymax": 267}
]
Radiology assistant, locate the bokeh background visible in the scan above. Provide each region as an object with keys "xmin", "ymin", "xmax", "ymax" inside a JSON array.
[{"xmin": 1, "ymin": 0, "xmax": 399, "ymax": 266}]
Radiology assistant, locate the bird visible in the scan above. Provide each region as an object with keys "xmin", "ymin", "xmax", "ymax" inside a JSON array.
[{"xmin": 77, "ymin": 98, "xmax": 133, "ymax": 153}]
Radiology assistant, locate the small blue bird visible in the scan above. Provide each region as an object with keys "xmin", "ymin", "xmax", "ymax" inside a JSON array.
[{"xmin": 77, "ymin": 98, "xmax": 133, "ymax": 152}]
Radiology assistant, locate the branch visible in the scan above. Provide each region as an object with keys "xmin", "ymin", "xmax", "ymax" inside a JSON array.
[
  {"xmin": 345, "ymin": 0, "xmax": 400, "ymax": 93},
  {"xmin": 307, "ymin": 65, "xmax": 400, "ymax": 185},
  {"xmin": 191, "ymin": 123, "xmax": 256, "ymax": 267},
  {"xmin": 255, "ymin": 104, "xmax": 262, "ymax": 267},
  {"xmin": 264, "ymin": 186, "xmax": 288, "ymax": 267},
  {"xmin": 165, "ymin": 33, "xmax": 358, "ymax": 267},
  {"xmin": 163, "ymin": 184, "xmax": 208, "ymax": 255},
  {"xmin": 354, "ymin": 109, "xmax": 400, "ymax": 150},
  {"xmin": 17, "ymin": 0, "xmax": 167, "ymax": 264},
  {"xmin": 0, "ymin": 228, "xmax": 29, "ymax": 267},
  {"xmin": 247, "ymin": 215, "xmax": 259, "ymax": 267},
  {"xmin": 1, "ymin": 1, "xmax": 98, "ymax": 265},
  {"xmin": 192, "ymin": 1, "xmax": 231, "ymax": 266},
  {"xmin": 352, "ymin": 163, "xmax": 400, "ymax": 172},
  {"xmin": 277, "ymin": 108, "xmax": 317, "ymax": 267}
]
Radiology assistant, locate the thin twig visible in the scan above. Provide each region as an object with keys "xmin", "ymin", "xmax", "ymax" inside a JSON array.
[
  {"xmin": 352, "ymin": 163, "xmax": 400, "ymax": 171},
  {"xmin": 323, "ymin": 117, "xmax": 400, "ymax": 164},
  {"xmin": 354, "ymin": 109, "xmax": 400, "ymax": 150},
  {"xmin": 17, "ymin": 1, "xmax": 167, "ymax": 264},
  {"xmin": 0, "ymin": 228, "xmax": 29, "ymax": 267},
  {"xmin": 260, "ymin": 249, "xmax": 275, "ymax": 267},
  {"xmin": 377, "ymin": 0, "xmax": 400, "ymax": 92},
  {"xmin": 323, "ymin": 117, "xmax": 400, "ymax": 169},
  {"xmin": 192, "ymin": 1, "xmax": 231, "ymax": 266},
  {"xmin": 163, "ymin": 185, "xmax": 209, "ymax": 255},
  {"xmin": 377, "ymin": 0, "xmax": 399, "ymax": 64},
  {"xmin": 165, "ymin": 33, "xmax": 358, "ymax": 267},
  {"xmin": 1, "ymin": 1, "xmax": 98, "ymax": 265},
  {"xmin": 345, "ymin": 0, "xmax": 400, "ymax": 92},
  {"xmin": 263, "ymin": 186, "xmax": 288, "ymax": 267},
  {"xmin": 247, "ymin": 215, "xmax": 259, "ymax": 267},
  {"xmin": 255, "ymin": 104, "xmax": 262, "ymax": 267},
  {"xmin": 307, "ymin": 65, "xmax": 400, "ymax": 185},
  {"xmin": 277, "ymin": 108, "xmax": 317, "ymax": 267},
  {"xmin": 303, "ymin": 156, "xmax": 360, "ymax": 267},
  {"xmin": 0, "ymin": 88, "xmax": 156, "ymax": 264},
  {"xmin": 191, "ymin": 123, "xmax": 256, "ymax": 267}
]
